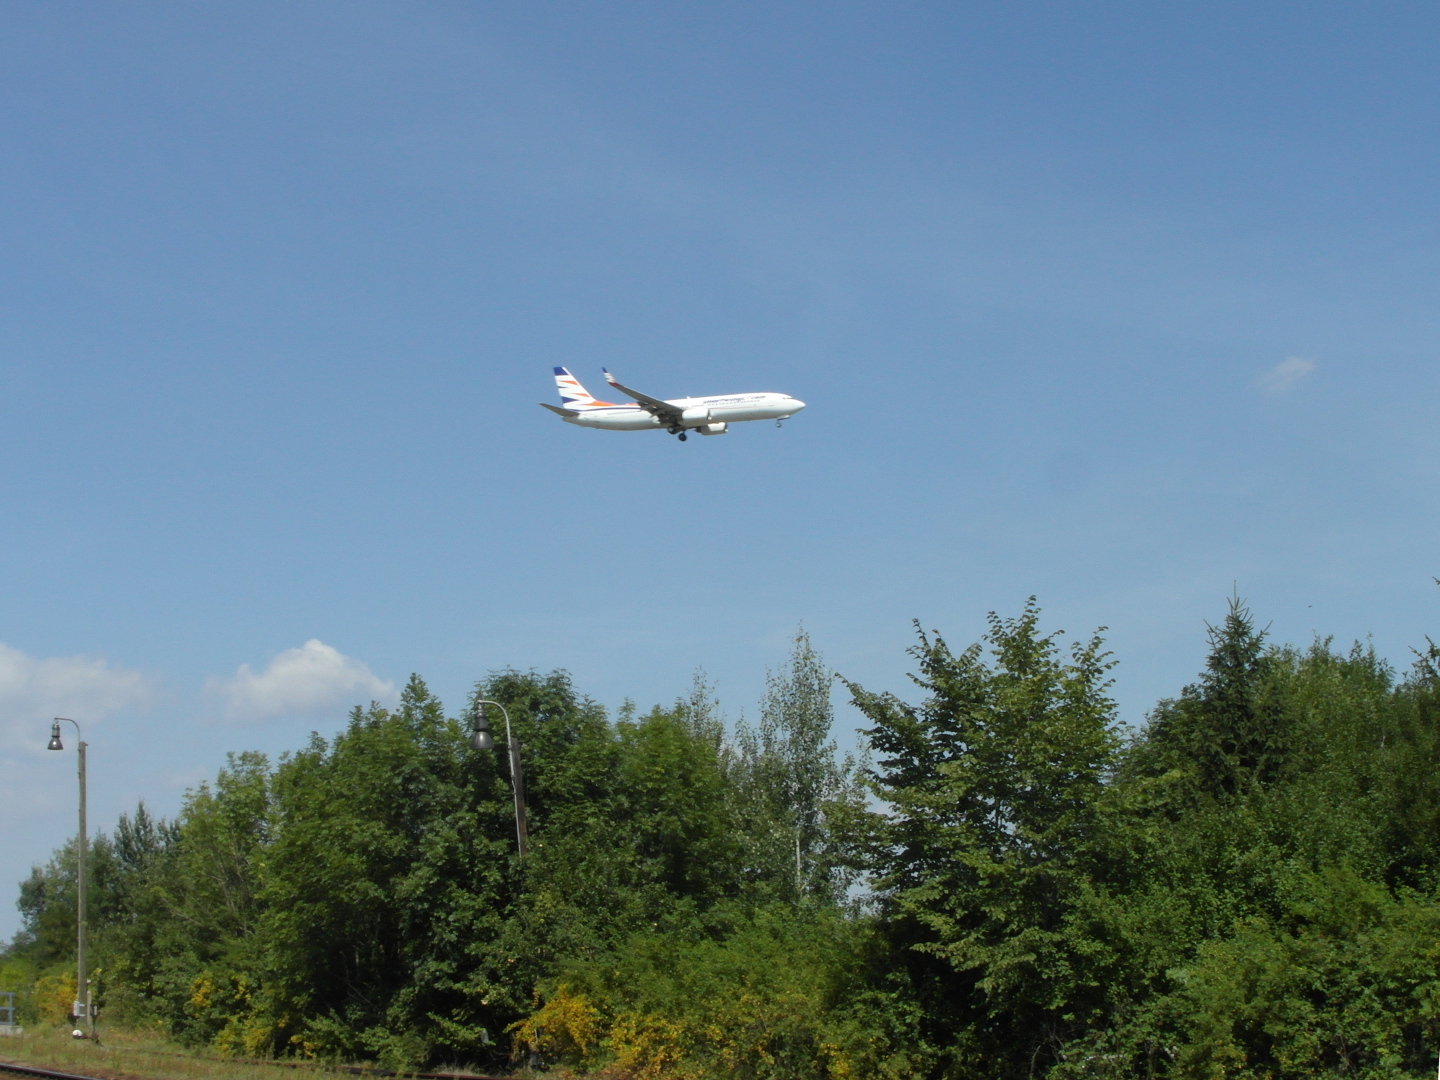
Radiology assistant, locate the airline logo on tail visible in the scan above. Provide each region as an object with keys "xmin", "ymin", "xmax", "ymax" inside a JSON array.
[{"xmin": 553, "ymin": 367, "xmax": 620, "ymax": 409}]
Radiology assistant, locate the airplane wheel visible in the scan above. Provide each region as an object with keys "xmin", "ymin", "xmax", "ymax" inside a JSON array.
[{"xmin": 678, "ymin": 433, "xmax": 688, "ymax": 442}]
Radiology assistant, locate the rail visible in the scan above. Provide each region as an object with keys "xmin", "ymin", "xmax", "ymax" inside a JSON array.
[
  {"xmin": 0, "ymin": 1057, "xmax": 511, "ymax": 1080},
  {"xmin": 0, "ymin": 1063, "xmax": 113, "ymax": 1080}
]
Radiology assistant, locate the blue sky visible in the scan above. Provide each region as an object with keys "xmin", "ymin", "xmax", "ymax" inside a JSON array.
[{"xmin": 4, "ymin": 1, "xmax": 1440, "ymax": 938}]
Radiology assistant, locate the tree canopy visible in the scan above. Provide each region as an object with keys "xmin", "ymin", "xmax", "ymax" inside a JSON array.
[{"xmin": 9, "ymin": 607, "xmax": 1440, "ymax": 1079}]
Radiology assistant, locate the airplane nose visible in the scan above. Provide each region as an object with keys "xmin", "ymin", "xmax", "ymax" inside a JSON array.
[{"xmin": 789, "ymin": 398, "xmax": 806, "ymax": 412}]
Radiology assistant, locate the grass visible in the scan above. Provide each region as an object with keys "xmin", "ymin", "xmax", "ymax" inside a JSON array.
[{"xmin": 0, "ymin": 1025, "xmax": 374, "ymax": 1080}]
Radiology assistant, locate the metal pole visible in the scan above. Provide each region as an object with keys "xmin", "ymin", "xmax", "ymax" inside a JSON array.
[
  {"xmin": 477, "ymin": 701, "xmax": 528, "ymax": 857},
  {"xmin": 76, "ymin": 735, "xmax": 89, "ymax": 1039},
  {"xmin": 51, "ymin": 718, "xmax": 89, "ymax": 1038}
]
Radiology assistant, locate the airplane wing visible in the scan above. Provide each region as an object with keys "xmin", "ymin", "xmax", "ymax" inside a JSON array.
[
  {"xmin": 603, "ymin": 369, "xmax": 682, "ymax": 422},
  {"xmin": 539, "ymin": 402, "xmax": 581, "ymax": 417}
]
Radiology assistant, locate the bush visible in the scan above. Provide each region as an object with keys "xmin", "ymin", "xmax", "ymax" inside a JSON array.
[
  {"xmin": 515, "ymin": 904, "xmax": 926, "ymax": 1080},
  {"xmin": 32, "ymin": 970, "xmax": 77, "ymax": 1027},
  {"xmin": 1169, "ymin": 870, "xmax": 1440, "ymax": 1079}
]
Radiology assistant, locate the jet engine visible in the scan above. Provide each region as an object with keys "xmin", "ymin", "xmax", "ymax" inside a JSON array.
[
  {"xmin": 680, "ymin": 406, "xmax": 711, "ymax": 426},
  {"xmin": 698, "ymin": 422, "xmax": 728, "ymax": 435}
]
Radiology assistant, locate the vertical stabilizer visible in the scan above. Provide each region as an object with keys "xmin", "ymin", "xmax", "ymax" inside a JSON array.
[{"xmin": 554, "ymin": 367, "xmax": 598, "ymax": 407}]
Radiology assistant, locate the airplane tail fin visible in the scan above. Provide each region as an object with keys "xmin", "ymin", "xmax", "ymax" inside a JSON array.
[{"xmin": 554, "ymin": 367, "xmax": 598, "ymax": 407}]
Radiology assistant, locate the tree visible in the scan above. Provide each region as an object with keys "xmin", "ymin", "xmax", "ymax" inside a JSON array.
[
  {"xmin": 676, "ymin": 669, "xmax": 726, "ymax": 752},
  {"xmin": 733, "ymin": 630, "xmax": 866, "ymax": 901},
  {"xmin": 1132, "ymin": 597, "xmax": 1289, "ymax": 801},
  {"xmin": 1167, "ymin": 869, "xmax": 1440, "ymax": 1079},
  {"xmin": 847, "ymin": 600, "xmax": 1121, "ymax": 1078},
  {"xmin": 252, "ymin": 675, "xmax": 509, "ymax": 1065}
]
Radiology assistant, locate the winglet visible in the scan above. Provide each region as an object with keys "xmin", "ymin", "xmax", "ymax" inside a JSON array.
[{"xmin": 603, "ymin": 367, "xmax": 619, "ymax": 387}]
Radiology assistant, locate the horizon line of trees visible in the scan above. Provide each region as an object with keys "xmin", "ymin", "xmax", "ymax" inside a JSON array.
[{"xmin": 7, "ymin": 598, "xmax": 1440, "ymax": 1080}]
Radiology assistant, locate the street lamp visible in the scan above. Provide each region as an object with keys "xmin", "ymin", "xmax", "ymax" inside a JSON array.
[
  {"xmin": 471, "ymin": 701, "xmax": 528, "ymax": 857},
  {"xmin": 46, "ymin": 718, "xmax": 91, "ymax": 1040}
]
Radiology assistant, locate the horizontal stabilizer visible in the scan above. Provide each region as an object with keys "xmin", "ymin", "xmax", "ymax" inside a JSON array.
[{"xmin": 539, "ymin": 402, "xmax": 581, "ymax": 417}]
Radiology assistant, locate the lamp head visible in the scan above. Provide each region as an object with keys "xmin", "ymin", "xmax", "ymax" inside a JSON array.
[
  {"xmin": 470, "ymin": 702, "xmax": 494, "ymax": 751},
  {"xmin": 47, "ymin": 721, "xmax": 63, "ymax": 751}
]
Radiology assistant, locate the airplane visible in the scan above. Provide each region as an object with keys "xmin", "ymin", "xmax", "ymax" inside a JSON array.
[{"xmin": 539, "ymin": 367, "xmax": 806, "ymax": 441}]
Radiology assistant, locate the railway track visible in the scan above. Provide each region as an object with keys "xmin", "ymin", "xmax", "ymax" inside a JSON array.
[
  {"xmin": 0, "ymin": 1059, "xmax": 510, "ymax": 1080},
  {"xmin": 0, "ymin": 1063, "xmax": 113, "ymax": 1080}
]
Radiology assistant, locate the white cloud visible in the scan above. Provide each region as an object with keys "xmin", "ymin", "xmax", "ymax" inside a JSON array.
[
  {"xmin": 1258, "ymin": 356, "xmax": 1316, "ymax": 394},
  {"xmin": 0, "ymin": 643, "xmax": 154, "ymax": 747},
  {"xmin": 208, "ymin": 640, "xmax": 395, "ymax": 723}
]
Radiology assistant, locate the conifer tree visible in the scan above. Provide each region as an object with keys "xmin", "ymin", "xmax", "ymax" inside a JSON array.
[{"xmin": 1136, "ymin": 596, "xmax": 1288, "ymax": 799}]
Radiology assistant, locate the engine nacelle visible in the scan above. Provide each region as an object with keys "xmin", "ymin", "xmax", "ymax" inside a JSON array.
[
  {"xmin": 698, "ymin": 422, "xmax": 728, "ymax": 436},
  {"xmin": 680, "ymin": 406, "xmax": 711, "ymax": 426}
]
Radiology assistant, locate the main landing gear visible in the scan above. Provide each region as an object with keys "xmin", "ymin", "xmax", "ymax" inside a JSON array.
[
  {"xmin": 678, "ymin": 432, "xmax": 687, "ymax": 441},
  {"xmin": 668, "ymin": 424, "xmax": 688, "ymax": 442}
]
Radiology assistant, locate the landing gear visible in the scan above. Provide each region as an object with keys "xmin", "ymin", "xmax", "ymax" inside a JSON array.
[
  {"xmin": 678, "ymin": 432, "xmax": 688, "ymax": 442},
  {"xmin": 776, "ymin": 420, "xmax": 783, "ymax": 428}
]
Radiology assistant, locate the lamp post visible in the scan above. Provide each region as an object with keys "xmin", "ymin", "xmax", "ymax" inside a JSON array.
[
  {"xmin": 46, "ymin": 718, "xmax": 91, "ymax": 1040},
  {"xmin": 470, "ymin": 701, "xmax": 528, "ymax": 856}
]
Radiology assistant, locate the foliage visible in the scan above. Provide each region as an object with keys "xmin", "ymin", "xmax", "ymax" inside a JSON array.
[
  {"xmin": 733, "ymin": 631, "xmax": 868, "ymax": 902},
  {"xmin": 31, "ymin": 969, "xmax": 77, "ymax": 1026},
  {"xmin": 1165, "ymin": 869, "xmax": 1440, "ymax": 1079},
  {"xmin": 11, "ymin": 598, "xmax": 1440, "ymax": 1080},
  {"xmin": 845, "ymin": 599, "xmax": 1123, "ymax": 1077},
  {"xmin": 519, "ymin": 904, "xmax": 923, "ymax": 1080}
]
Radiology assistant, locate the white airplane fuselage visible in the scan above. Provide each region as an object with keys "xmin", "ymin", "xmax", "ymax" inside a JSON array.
[{"xmin": 562, "ymin": 392, "xmax": 804, "ymax": 432}]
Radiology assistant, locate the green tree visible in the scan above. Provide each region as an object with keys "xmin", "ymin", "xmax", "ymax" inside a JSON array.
[
  {"xmin": 249, "ymin": 675, "xmax": 510, "ymax": 1065},
  {"xmin": 480, "ymin": 673, "xmax": 742, "ymax": 1016},
  {"xmin": 1168, "ymin": 869, "xmax": 1440, "ymax": 1079},
  {"xmin": 1131, "ymin": 597, "xmax": 1289, "ymax": 802},
  {"xmin": 847, "ymin": 600, "xmax": 1121, "ymax": 1078},
  {"xmin": 734, "ymin": 630, "xmax": 866, "ymax": 901},
  {"xmin": 1381, "ymin": 634, "xmax": 1440, "ymax": 889}
]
